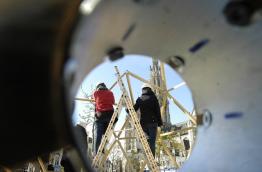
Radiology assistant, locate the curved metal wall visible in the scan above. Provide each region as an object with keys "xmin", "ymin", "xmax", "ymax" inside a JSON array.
[{"xmin": 71, "ymin": 0, "xmax": 262, "ymax": 171}]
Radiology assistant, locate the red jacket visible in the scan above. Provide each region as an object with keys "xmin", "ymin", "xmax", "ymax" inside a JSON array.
[{"xmin": 93, "ymin": 90, "xmax": 115, "ymax": 112}]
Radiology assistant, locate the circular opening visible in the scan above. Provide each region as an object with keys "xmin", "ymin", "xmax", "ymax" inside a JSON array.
[{"xmin": 73, "ymin": 55, "xmax": 197, "ymax": 171}]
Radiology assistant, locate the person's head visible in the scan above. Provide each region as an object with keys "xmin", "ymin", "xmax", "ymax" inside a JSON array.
[
  {"xmin": 141, "ymin": 83, "xmax": 152, "ymax": 93},
  {"xmin": 96, "ymin": 82, "xmax": 107, "ymax": 90}
]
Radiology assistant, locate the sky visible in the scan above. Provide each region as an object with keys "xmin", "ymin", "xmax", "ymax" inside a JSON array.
[{"xmin": 73, "ymin": 55, "xmax": 194, "ymax": 134}]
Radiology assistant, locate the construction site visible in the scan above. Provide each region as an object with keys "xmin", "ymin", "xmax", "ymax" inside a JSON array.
[{"xmin": 75, "ymin": 58, "xmax": 197, "ymax": 172}]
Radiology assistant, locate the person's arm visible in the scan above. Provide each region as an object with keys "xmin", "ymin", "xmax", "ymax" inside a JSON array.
[
  {"xmin": 134, "ymin": 97, "xmax": 141, "ymax": 111},
  {"xmin": 111, "ymin": 91, "xmax": 115, "ymax": 105},
  {"xmin": 126, "ymin": 97, "xmax": 140, "ymax": 113}
]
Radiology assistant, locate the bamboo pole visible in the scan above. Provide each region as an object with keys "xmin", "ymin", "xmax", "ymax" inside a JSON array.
[
  {"xmin": 160, "ymin": 127, "xmax": 196, "ymax": 137},
  {"xmin": 109, "ymin": 72, "xmax": 127, "ymax": 90},
  {"xmin": 167, "ymin": 94, "xmax": 196, "ymax": 125},
  {"xmin": 126, "ymin": 73, "xmax": 134, "ymax": 104},
  {"xmin": 37, "ymin": 157, "xmax": 48, "ymax": 172},
  {"xmin": 75, "ymin": 98, "xmax": 94, "ymax": 102}
]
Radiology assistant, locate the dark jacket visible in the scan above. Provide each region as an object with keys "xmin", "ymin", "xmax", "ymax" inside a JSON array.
[{"xmin": 133, "ymin": 89, "xmax": 163, "ymax": 126}]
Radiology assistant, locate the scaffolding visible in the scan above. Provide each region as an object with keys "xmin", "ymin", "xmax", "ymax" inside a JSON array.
[
  {"xmin": 92, "ymin": 66, "xmax": 159, "ymax": 172},
  {"xmin": 75, "ymin": 59, "xmax": 197, "ymax": 171}
]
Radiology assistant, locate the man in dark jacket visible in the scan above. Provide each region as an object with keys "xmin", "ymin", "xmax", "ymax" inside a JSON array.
[
  {"xmin": 93, "ymin": 82, "xmax": 115, "ymax": 154},
  {"xmin": 132, "ymin": 83, "xmax": 163, "ymax": 157}
]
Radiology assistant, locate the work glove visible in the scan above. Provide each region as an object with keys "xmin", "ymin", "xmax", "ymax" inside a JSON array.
[{"xmin": 157, "ymin": 120, "xmax": 163, "ymax": 127}]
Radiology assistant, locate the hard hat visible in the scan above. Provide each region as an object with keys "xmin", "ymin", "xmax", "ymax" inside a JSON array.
[{"xmin": 141, "ymin": 83, "xmax": 152, "ymax": 89}]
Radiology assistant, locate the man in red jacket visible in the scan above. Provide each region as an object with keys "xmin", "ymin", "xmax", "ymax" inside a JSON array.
[{"xmin": 93, "ymin": 82, "xmax": 115, "ymax": 154}]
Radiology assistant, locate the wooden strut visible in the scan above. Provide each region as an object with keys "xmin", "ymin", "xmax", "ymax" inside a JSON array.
[{"xmin": 37, "ymin": 157, "xmax": 48, "ymax": 172}]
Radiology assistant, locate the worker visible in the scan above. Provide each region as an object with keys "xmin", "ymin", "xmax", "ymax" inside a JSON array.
[
  {"xmin": 128, "ymin": 83, "xmax": 163, "ymax": 157},
  {"xmin": 93, "ymin": 82, "xmax": 115, "ymax": 154}
]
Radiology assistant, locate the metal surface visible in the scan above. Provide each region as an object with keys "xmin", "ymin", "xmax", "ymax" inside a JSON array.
[
  {"xmin": 0, "ymin": 0, "xmax": 94, "ymax": 171},
  {"xmin": 0, "ymin": 0, "xmax": 77, "ymax": 165},
  {"xmin": 71, "ymin": 0, "xmax": 262, "ymax": 171}
]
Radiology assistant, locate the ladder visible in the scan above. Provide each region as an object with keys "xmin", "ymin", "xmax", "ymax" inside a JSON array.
[
  {"xmin": 92, "ymin": 95, "xmax": 124, "ymax": 168},
  {"xmin": 92, "ymin": 66, "xmax": 159, "ymax": 172}
]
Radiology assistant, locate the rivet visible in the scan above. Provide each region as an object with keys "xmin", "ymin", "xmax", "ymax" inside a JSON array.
[
  {"xmin": 107, "ymin": 46, "xmax": 124, "ymax": 61},
  {"xmin": 167, "ymin": 55, "xmax": 185, "ymax": 71},
  {"xmin": 197, "ymin": 109, "xmax": 212, "ymax": 128}
]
